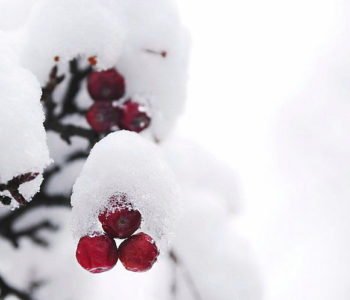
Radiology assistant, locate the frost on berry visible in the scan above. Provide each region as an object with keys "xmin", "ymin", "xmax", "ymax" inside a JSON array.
[
  {"xmin": 76, "ymin": 233, "xmax": 118, "ymax": 273},
  {"xmin": 119, "ymin": 100, "xmax": 151, "ymax": 133},
  {"xmin": 86, "ymin": 101, "xmax": 122, "ymax": 133},
  {"xmin": 98, "ymin": 196, "xmax": 142, "ymax": 239},
  {"xmin": 119, "ymin": 233, "xmax": 159, "ymax": 272},
  {"xmin": 87, "ymin": 69, "xmax": 125, "ymax": 101},
  {"xmin": 71, "ymin": 131, "xmax": 179, "ymax": 247}
]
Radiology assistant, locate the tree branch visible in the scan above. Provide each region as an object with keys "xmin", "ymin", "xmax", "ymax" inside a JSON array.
[
  {"xmin": 0, "ymin": 173, "xmax": 39, "ymax": 206},
  {"xmin": 169, "ymin": 249, "xmax": 202, "ymax": 300},
  {"xmin": 0, "ymin": 275, "xmax": 33, "ymax": 300}
]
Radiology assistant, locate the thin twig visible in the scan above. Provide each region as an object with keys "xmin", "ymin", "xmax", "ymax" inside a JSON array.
[
  {"xmin": 169, "ymin": 249, "xmax": 202, "ymax": 300},
  {"xmin": 0, "ymin": 173, "xmax": 39, "ymax": 206}
]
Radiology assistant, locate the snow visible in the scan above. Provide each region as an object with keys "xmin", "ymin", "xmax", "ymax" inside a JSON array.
[
  {"xmin": 71, "ymin": 131, "xmax": 179, "ymax": 246},
  {"xmin": 161, "ymin": 138, "xmax": 261, "ymax": 299},
  {"xmin": 115, "ymin": 0, "xmax": 190, "ymax": 140},
  {"xmin": 0, "ymin": 39, "xmax": 50, "ymax": 205},
  {"xmin": 0, "ymin": 0, "xmax": 38, "ymax": 30},
  {"xmin": 19, "ymin": 0, "xmax": 189, "ymax": 141},
  {"xmin": 173, "ymin": 189, "xmax": 262, "ymax": 300},
  {"xmin": 20, "ymin": 0, "xmax": 125, "ymax": 83},
  {"xmin": 162, "ymin": 138, "xmax": 241, "ymax": 213}
]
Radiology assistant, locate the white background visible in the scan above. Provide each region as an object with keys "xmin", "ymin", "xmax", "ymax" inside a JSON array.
[{"xmin": 177, "ymin": 0, "xmax": 350, "ymax": 299}]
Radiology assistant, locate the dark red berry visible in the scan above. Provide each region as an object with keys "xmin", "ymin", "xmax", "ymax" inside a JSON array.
[
  {"xmin": 86, "ymin": 101, "xmax": 121, "ymax": 133},
  {"xmin": 87, "ymin": 69, "xmax": 125, "ymax": 101},
  {"xmin": 99, "ymin": 208, "xmax": 142, "ymax": 239},
  {"xmin": 119, "ymin": 232, "xmax": 159, "ymax": 272},
  {"xmin": 119, "ymin": 100, "xmax": 151, "ymax": 133},
  {"xmin": 76, "ymin": 234, "xmax": 118, "ymax": 273}
]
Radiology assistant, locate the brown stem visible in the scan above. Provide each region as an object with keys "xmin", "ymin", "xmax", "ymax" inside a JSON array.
[{"xmin": 0, "ymin": 173, "xmax": 39, "ymax": 206}]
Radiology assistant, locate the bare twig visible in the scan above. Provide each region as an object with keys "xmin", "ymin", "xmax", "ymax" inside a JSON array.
[
  {"xmin": 0, "ymin": 173, "xmax": 39, "ymax": 206},
  {"xmin": 0, "ymin": 275, "xmax": 33, "ymax": 300},
  {"xmin": 169, "ymin": 249, "xmax": 202, "ymax": 300}
]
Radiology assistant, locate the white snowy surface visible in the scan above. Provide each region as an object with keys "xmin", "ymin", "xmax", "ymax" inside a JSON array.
[
  {"xmin": 0, "ymin": 0, "xmax": 38, "ymax": 30},
  {"xmin": 20, "ymin": 0, "xmax": 125, "ymax": 83},
  {"xmin": 162, "ymin": 138, "xmax": 240, "ymax": 213},
  {"xmin": 173, "ymin": 189, "xmax": 262, "ymax": 300},
  {"xmin": 71, "ymin": 131, "xmax": 179, "ymax": 246},
  {"xmin": 0, "ymin": 39, "xmax": 50, "ymax": 203}
]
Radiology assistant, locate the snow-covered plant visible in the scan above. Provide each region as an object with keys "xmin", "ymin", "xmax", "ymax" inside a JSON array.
[{"xmin": 0, "ymin": 0, "xmax": 261, "ymax": 299}]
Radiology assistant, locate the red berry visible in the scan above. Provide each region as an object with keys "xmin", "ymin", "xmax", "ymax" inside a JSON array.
[
  {"xmin": 76, "ymin": 234, "xmax": 118, "ymax": 274},
  {"xmin": 86, "ymin": 101, "xmax": 121, "ymax": 133},
  {"xmin": 119, "ymin": 233, "xmax": 159, "ymax": 272},
  {"xmin": 99, "ymin": 208, "xmax": 142, "ymax": 239},
  {"xmin": 119, "ymin": 100, "xmax": 151, "ymax": 133},
  {"xmin": 87, "ymin": 69, "xmax": 125, "ymax": 101}
]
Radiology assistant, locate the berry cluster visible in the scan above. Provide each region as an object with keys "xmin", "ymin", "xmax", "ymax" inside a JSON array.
[
  {"xmin": 76, "ymin": 196, "xmax": 159, "ymax": 274},
  {"xmin": 86, "ymin": 69, "xmax": 151, "ymax": 134}
]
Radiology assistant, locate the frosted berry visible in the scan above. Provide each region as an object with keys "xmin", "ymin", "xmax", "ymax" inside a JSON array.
[
  {"xmin": 99, "ymin": 208, "xmax": 142, "ymax": 239},
  {"xmin": 87, "ymin": 69, "xmax": 125, "ymax": 101},
  {"xmin": 119, "ymin": 232, "xmax": 159, "ymax": 272},
  {"xmin": 76, "ymin": 234, "xmax": 118, "ymax": 273},
  {"xmin": 86, "ymin": 101, "xmax": 121, "ymax": 133},
  {"xmin": 119, "ymin": 100, "xmax": 151, "ymax": 133}
]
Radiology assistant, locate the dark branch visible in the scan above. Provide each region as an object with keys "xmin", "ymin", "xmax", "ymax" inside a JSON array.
[
  {"xmin": 0, "ymin": 173, "xmax": 39, "ymax": 206},
  {"xmin": 58, "ymin": 59, "xmax": 92, "ymax": 118},
  {"xmin": 169, "ymin": 249, "xmax": 202, "ymax": 300},
  {"xmin": 45, "ymin": 121, "xmax": 99, "ymax": 145},
  {"xmin": 0, "ymin": 183, "xmax": 70, "ymax": 248},
  {"xmin": 42, "ymin": 62, "xmax": 98, "ymax": 146},
  {"xmin": 66, "ymin": 150, "xmax": 89, "ymax": 162},
  {"xmin": 0, "ymin": 275, "xmax": 33, "ymax": 300}
]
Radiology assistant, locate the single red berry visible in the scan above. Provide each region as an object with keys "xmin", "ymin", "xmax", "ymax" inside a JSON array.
[
  {"xmin": 119, "ymin": 232, "xmax": 159, "ymax": 272},
  {"xmin": 76, "ymin": 234, "xmax": 118, "ymax": 274},
  {"xmin": 99, "ymin": 208, "xmax": 142, "ymax": 239},
  {"xmin": 86, "ymin": 101, "xmax": 122, "ymax": 133},
  {"xmin": 87, "ymin": 69, "xmax": 125, "ymax": 101},
  {"xmin": 119, "ymin": 100, "xmax": 151, "ymax": 133}
]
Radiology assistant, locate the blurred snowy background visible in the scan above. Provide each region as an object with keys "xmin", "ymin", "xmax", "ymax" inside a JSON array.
[
  {"xmin": 1, "ymin": 0, "xmax": 350, "ymax": 299},
  {"xmin": 176, "ymin": 0, "xmax": 350, "ymax": 299}
]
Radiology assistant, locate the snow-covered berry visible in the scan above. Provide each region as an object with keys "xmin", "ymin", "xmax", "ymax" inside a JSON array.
[
  {"xmin": 76, "ymin": 234, "xmax": 118, "ymax": 274},
  {"xmin": 86, "ymin": 101, "xmax": 121, "ymax": 133},
  {"xmin": 99, "ymin": 207, "xmax": 142, "ymax": 239},
  {"xmin": 119, "ymin": 232, "xmax": 159, "ymax": 272},
  {"xmin": 87, "ymin": 69, "xmax": 125, "ymax": 101},
  {"xmin": 119, "ymin": 100, "xmax": 151, "ymax": 133}
]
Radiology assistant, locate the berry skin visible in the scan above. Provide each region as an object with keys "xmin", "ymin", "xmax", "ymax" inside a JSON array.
[
  {"xmin": 119, "ymin": 100, "xmax": 151, "ymax": 133},
  {"xmin": 99, "ymin": 208, "xmax": 142, "ymax": 239},
  {"xmin": 86, "ymin": 101, "xmax": 121, "ymax": 133},
  {"xmin": 87, "ymin": 69, "xmax": 125, "ymax": 101},
  {"xmin": 119, "ymin": 232, "xmax": 159, "ymax": 272},
  {"xmin": 76, "ymin": 234, "xmax": 118, "ymax": 274}
]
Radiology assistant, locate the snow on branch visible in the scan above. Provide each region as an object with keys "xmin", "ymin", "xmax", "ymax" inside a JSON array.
[
  {"xmin": 0, "ymin": 44, "xmax": 50, "ymax": 207},
  {"xmin": 20, "ymin": 0, "xmax": 125, "ymax": 83}
]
